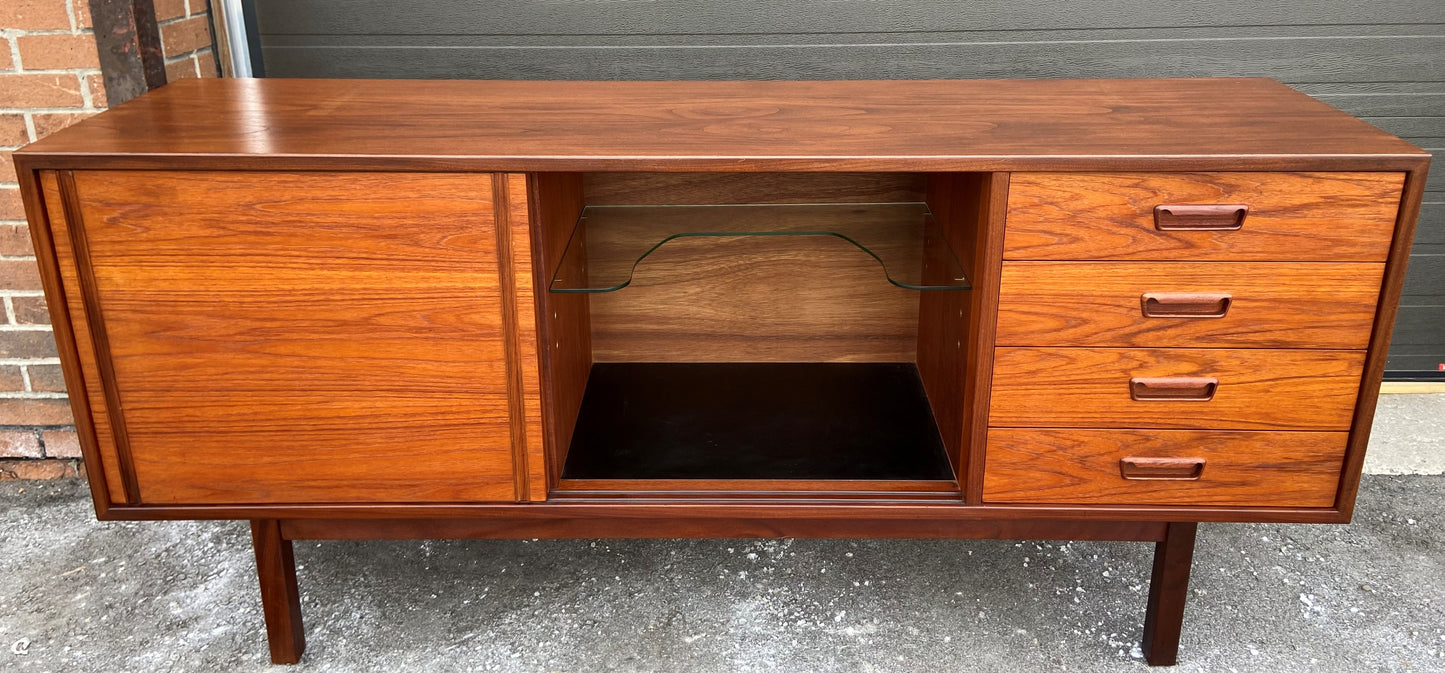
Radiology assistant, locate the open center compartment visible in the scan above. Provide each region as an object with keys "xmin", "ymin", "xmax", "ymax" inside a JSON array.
[{"xmin": 530, "ymin": 172, "xmax": 998, "ymax": 499}]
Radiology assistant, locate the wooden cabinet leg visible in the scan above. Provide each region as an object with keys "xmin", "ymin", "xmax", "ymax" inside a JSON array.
[
  {"xmin": 1142, "ymin": 522, "xmax": 1197, "ymax": 666},
  {"xmin": 251, "ymin": 519, "xmax": 306, "ymax": 664}
]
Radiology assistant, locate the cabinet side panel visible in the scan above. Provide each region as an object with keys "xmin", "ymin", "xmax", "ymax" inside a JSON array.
[
  {"xmin": 37, "ymin": 172, "xmax": 130, "ymax": 504},
  {"xmin": 530, "ymin": 173, "xmax": 592, "ymax": 488},
  {"xmin": 1336, "ymin": 160, "xmax": 1431, "ymax": 517},
  {"xmin": 918, "ymin": 173, "xmax": 978, "ymax": 476},
  {"xmin": 73, "ymin": 171, "xmax": 520, "ymax": 504}
]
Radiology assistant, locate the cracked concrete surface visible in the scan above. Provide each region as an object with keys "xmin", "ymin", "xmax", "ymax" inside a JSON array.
[{"xmin": 0, "ymin": 395, "xmax": 1442, "ymax": 672}]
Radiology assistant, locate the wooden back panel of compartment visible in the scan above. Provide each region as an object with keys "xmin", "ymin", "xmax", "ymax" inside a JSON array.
[
  {"xmin": 48, "ymin": 171, "xmax": 529, "ymax": 505},
  {"xmin": 585, "ymin": 173, "xmax": 926, "ymax": 363}
]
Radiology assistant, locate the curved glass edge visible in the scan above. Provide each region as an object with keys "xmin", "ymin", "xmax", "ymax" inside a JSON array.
[{"xmin": 548, "ymin": 203, "xmax": 971, "ymax": 293}]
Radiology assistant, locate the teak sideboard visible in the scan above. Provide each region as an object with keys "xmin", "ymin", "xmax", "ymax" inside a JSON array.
[{"xmin": 14, "ymin": 78, "xmax": 1430, "ymax": 666}]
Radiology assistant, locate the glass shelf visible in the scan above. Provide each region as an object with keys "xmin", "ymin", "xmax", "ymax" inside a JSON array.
[{"xmin": 548, "ymin": 202, "xmax": 970, "ymax": 293}]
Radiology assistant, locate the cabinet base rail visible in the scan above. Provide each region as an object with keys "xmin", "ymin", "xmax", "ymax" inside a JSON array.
[{"xmin": 251, "ymin": 517, "xmax": 1198, "ymax": 666}]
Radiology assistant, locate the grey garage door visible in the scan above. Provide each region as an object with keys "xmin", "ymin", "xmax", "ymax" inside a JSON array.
[{"xmin": 247, "ymin": 0, "xmax": 1444, "ymax": 376}]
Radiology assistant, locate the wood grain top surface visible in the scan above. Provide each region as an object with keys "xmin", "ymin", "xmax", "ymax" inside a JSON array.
[{"xmin": 16, "ymin": 77, "xmax": 1427, "ymax": 172}]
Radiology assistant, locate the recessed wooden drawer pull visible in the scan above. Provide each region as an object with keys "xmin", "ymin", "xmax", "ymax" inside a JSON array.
[
  {"xmin": 1119, "ymin": 457, "xmax": 1206, "ymax": 481},
  {"xmin": 1140, "ymin": 292, "xmax": 1232, "ymax": 318},
  {"xmin": 1153, "ymin": 204, "xmax": 1248, "ymax": 231},
  {"xmin": 1129, "ymin": 376, "xmax": 1218, "ymax": 401}
]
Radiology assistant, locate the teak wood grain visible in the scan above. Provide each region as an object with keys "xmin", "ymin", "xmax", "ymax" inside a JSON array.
[
  {"xmin": 68, "ymin": 170, "xmax": 524, "ymax": 505},
  {"xmin": 1004, "ymin": 172, "xmax": 1405, "ymax": 261},
  {"xmin": 38, "ymin": 172, "xmax": 130, "ymax": 504},
  {"xmin": 497, "ymin": 174, "xmax": 548, "ymax": 500},
  {"xmin": 917, "ymin": 173, "xmax": 977, "ymax": 475},
  {"xmin": 962, "ymin": 174, "xmax": 1011, "ymax": 503},
  {"xmin": 584, "ymin": 174, "xmax": 923, "ymax": 362},
  {"xmin": 583, "ymin": 172, "xmax": 925, "ymax": 205},
  {"xmin": 995, "ymin": 262, "xmax": 1384, "ymax": 349},
  {"xmin": 1335, "ymin": 163, "xmax": 1431, "ymax": 516},
  {"xmin": 278, "ymin": 516, "xmax": 1168, "ymax": 543},
  {"xmin": 15, "ymin": 78, "xmax": 1427, "ymax": 173},
  {"xmin": 989, "ymin": 347, "xmax": 1366, "ymax": 430},
  {"xmin": 983, "ymin": 429, "xmax": 1346, "ymax": 507},
  {"xmin": 589, "ymin": 234, "xmax": 920, "ymax": 362},
  {"xmin": 527, "ymin": 172, "xmax": 593, "ymax": 485}
]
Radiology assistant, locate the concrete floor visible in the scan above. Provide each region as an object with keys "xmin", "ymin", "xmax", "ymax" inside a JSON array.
[{"xmin": 1, "ymin": 394, "xmax": 1442, "ymax": 672}]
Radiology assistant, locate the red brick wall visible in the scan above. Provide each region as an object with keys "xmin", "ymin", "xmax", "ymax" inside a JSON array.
[
  {"xmin": 157, "ymin": 0, "xmax": 219, "ymax": 79},
  {"xmin": 1, "ymin": 0, "xmax": 217, "ymax": 480}
]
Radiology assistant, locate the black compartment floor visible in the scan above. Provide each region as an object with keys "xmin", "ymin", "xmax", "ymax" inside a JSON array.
[{"xmin": 562, "ymin": 362, "xmax": 955, "ymax": 481}]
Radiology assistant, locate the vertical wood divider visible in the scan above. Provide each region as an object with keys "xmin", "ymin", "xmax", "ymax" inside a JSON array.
[
  {"xmin": 57, "ymin": 170, "xmax": 143, "ymax": 504},
  {"xmin": 504, "ymin": 173, "xmax": 550, "ymax": 499},
  {"xmin": 491, "ymin": 174, "xmax": 535, "ymax": 502},
  {"xmin": 963, "ymin": 172, "xmax": 1010, "ymax": 504}
]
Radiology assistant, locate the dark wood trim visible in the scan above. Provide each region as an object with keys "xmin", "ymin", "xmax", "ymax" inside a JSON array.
[
  {"xmin": 964, "ymin": 172, "xmax": 1010, "ymax": 504},
  {"xmin": 87, "ymin": 0, "xmax": 166, "ymax": 107},
  {"xmin": 525, "ymin": 172, "xmax": 564, "ymax": 492},
  {"xmin": 492, "ymin": 174, "xmax": 531, "ymax": 502},
  {"xmin": 1335, "ymin": 157, "xmax": 1432, "ymax": 519},
  {"xmin": 14, "ymin": 167, "xmax": 114, "ymax": 517},
  {"xmin": 57, "ymin": 171, "xmax": 141, "ymax": 505},
  {"xmin": 11, "ymin": 155, "xmax": 1432, "ymax": 175},
  {"xmin": 1142, "ymin": 522, "xmax": 1198, "ymax": 666},
  {"xmin": 277, "ymin": 516, "xmax": 1169, "ymax": 542},
  {"xmin": 96, "ymin": 500, "xmax": 1347, "ymax": 524},
  {"xmin": 250, "ymin": 519, "xmax": 305, "ymax": 665}
]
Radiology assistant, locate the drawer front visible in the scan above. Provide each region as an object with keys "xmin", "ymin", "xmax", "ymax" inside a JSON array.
[
  {"xmin": 1005, "ymin": 172, "xmax": 1403, "ymax": 261},
  {"xmin": 996, "ymin": 261, "xmax": 1383, "ymax": 348},
  {"xmin": 982, "ymin": 428, "xmax": 1346, "ymax": 507},
  {"xmin": 989, "ymin": 347, "xmax": 1364, "ymax": 430}
]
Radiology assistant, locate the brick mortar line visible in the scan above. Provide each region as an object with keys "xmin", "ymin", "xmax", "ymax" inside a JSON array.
[
  {"xmin": 0, "ymin": 358, "xmax": 61, "ymax": 365},
  {"xmin": 0, "ymin": 292, "xmax": 50, "ymax": 298},
  {"xmin": 0, "ymin": 29, "xmax": 93, "ymax": 37},
  {"xmin": 0, "ymin": 392, "xmax": 68, "ymax": 399},
  {"xmin": 0, "ymin": 78, "xmax": 101, "ymax": 88},
  {"xmin": 0, "ymin": 68, "xmax": 100, "ymax": 73},
  {"xmin": 0, "ymin": 106, "xmax": 106, "ymax": 114},
  {"xmin": 5, "ymin": 34, "xmax": 21, "ymax": 67},
  {"xmin": 0, "ymin": 325, "xmax": 53, "ymax": 331},
  {"xmin": 64, "ymin": 0, "xmax": 79, "ymax": 33}
]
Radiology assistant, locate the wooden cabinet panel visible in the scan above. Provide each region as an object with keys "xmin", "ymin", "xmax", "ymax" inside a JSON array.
[
  {"xmin": 996, "ymin": 261, "xmax": 1383, "ymax": 348},
  {"xmin": 39, "ymin": 172, "xmax": 131, "ymax": 501},
  {"xmin": 983, "ymin": 428, "xmax": 1346, "ymax": 507},
  {"xmin": 989, "ymin": 347, "xmax": 1365, "ymax": 430},
  {"xmin": 1004, "ymin": 172, "xmax": 1403, "ymax": 261},
  {"xmin": 67, "ymin": 171, "xmax": 524, "ymax": 505}
]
